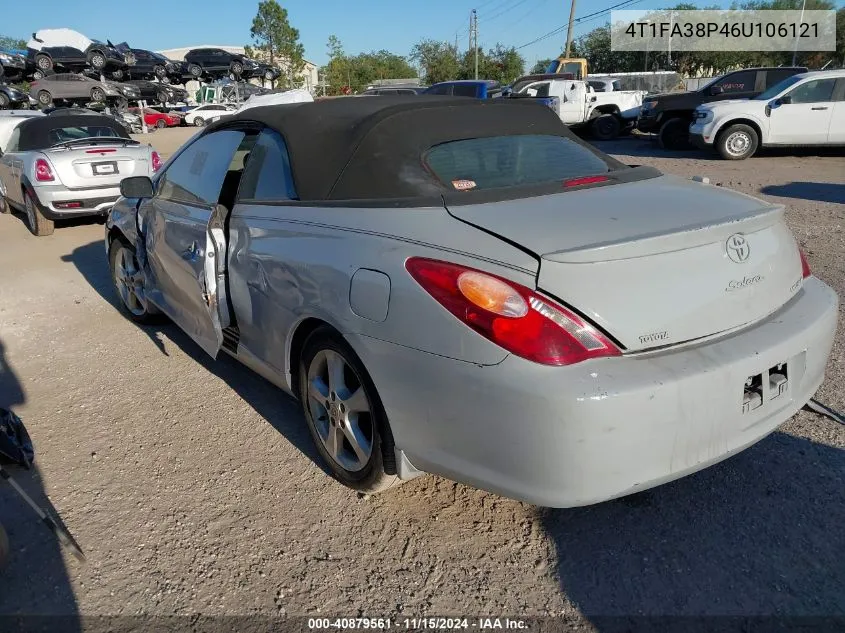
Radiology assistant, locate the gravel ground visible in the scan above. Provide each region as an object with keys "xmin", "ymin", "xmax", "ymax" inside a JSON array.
[{"xmin": 0, "ymin": 130, "xmax": 842, "ymax": 628}]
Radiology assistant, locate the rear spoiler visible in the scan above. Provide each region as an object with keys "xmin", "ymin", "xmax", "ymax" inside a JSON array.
[{"xmin": 49, "ymin": 137, "xmax": 140, "ymax": 150}]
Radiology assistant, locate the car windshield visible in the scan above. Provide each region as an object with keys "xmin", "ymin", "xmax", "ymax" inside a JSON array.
[
  {"xmin": 423, "ymin": 134, "xmax": 610, "ymax": 191},
  {"xmin": 754, "ymin": 75, "xmax": 803, "ymax": 100}
]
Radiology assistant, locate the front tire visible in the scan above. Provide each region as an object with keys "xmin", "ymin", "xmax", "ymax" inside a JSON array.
[
  {"xmin": 0, "ymin": 93, "xmax": 9, "ymax": 109},
  {"xmin": 155, "ymin": 119, "xmax": 166, "ymax": 129},
  {"xmin": 230, "ymin": 61, "xmax": 243, "ymax": 76},
  {"xmin": 91, "ymin": 87, "xmax": 105, "ymax": 103},
  {"xmin": 716, "ymin": 124, "xmax": 758, "ymax": 160},
  {"xmin": 35, "ymin": 54, "xmax": 52, "ymax": 71},
  {"xmin": 658, "ymin": 117, "xmax": 691, "ymax": 150},
  {"xmin": 108, "ymin": 239, "xmax": 161, "ymax": 323},
  {"xmin": 153, "ymin": 64, "xmax": 167, "ymax": 79},
  {"xmin": 298, "ymin": 327, "xmax": 400, "ymax": 494},
  {"xmin": 188, "ymin": 64, "xmax": 202, "ymax": 78},
  {"xmin": 37, "ymin": 90, "xmax": 52, "ymax": 106},
  {"xmin": 24, "ymin": 191, "xmax": 54, "ymax": 237}
]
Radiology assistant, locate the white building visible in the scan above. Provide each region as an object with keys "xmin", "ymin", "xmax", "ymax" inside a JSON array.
[{"xmin": 157, "ymin": 45, "xmax": 319, "ymax": 94}]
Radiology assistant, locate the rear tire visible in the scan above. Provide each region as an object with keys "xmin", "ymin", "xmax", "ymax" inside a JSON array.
[
  {"xmin": 24, "ymin": 191, "xmax": 54, "ymax": 237},
  {"xmin": 298, "ymin": 327, "xmax": 401, "ymax": 494},
  {"xmin": 108, "ymin": 239, "xmax": 162, "ymax": 323},
  {"xmin": 153, "ymin": 65, "xmax": 167, "ymax": 79},
  {"xmin": 35, "ymin": 54, "xmax": 52, "ymax": 72},
  {"xmin": 89, "ymin": 51, "xmax": 106, "ymax": 70},
  {"xmin": 155, "ymin": 119, "xmax": 166, "ymax": 129},
  {"xmin": 0, "ymin": 93, "xmax": 9, "ymax": 109},
  {"xmin": 591, "ymin": 113, "xmax": 622, "ymax": 140},
  {"xmin": 716, "ymin": 124, "xmax": 758, "ymax": 160},
  {"xmin": 91, "ymin": 87, "xmax": 105, "ymax": 103},
  {"xmin": 0, "ymin": 195, "xmax": 8, "ymax": 213},
  {"xmin": 156, "ymin": 91, "xmax": 169, "ymax": 104},
  {"xmin": 658, "ymin": 117, "xmax": 691, "ymax": 150},
  {"xmin": 193, "ymin": 116, "xmax": 205, "ymax": 127},
  {"xmin": 230, "ymin": 61, "xmax": 243, "ymax": 77},
  {"xmin": 37, "ymin": 90, "xmax": 52, "ymax": 106},
  {"xmin": 188, "ymin": 64, "xmax": 202, "ymax": 78}
]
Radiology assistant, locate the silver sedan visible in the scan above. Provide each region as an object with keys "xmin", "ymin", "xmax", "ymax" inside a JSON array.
[{"xmin": 105, "ymin": 96, "xmax": 838, "ymax": 507}]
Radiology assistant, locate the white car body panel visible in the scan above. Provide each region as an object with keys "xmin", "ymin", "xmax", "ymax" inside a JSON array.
[
  {"xmin": 28, "ymin": 29, "xmax": 93, "ymax": 53},
  {"xmin": 184, "ymin": 105, "xmax": 236, "ymax": 126},
  {"xmin": 237, "ymin": 89, "xmax": 314, "ymax": 112}
]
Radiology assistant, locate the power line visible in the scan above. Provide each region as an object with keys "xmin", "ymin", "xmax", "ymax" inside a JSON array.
[
  {"xmin": 515, "ymin": 0, "xmax": 644, "ymax": 50},
  {"xmin": 480, "ymin": 0, "xmax": 532, "ymax": 24},
  {"xmin": 485, "ymin": 0, "xmax": 555, "ymax": 43}
]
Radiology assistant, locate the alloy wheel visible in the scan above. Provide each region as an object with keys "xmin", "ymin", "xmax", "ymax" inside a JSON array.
[
  {"xmin": 112, "ymin": 245, "xmax": 148, "ymax": 316},
  {"xmin": 306, "ymin": 349, "xmax": 374, "ymax": 472}
]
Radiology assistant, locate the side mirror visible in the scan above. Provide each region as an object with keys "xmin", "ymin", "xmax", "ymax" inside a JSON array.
[
  {"xmin": 709, "ymin": 85, "xmax": 724, "ymax": 96},
  {"xmin": 120, "ymin": 176, "xmax": 154, "ymax": 199},
  {"xmin": 778, "ymin": 95, "xmax": 792, "ymax": 105}
]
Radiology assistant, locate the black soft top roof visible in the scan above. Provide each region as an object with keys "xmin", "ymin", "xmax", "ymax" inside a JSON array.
[
  {"xmin": 16, "ymin": 114, "xmax": 129, "ymax": 151},
  {"xmin": 209, "ymin": 95, "xmax": 629, "ymax": 202}
]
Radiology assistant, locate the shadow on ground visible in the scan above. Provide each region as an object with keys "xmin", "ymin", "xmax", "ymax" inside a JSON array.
[
  {"xmin": 540, "ymin": 430, "xmax": 845, "ymax": 625},
  {"xmin": 62, "ymin": 240, "xmax": 327, "ymax": 475},
  {"xmin": 0, "ymin": 340, "xmax": 81, "ymax": 632},
  {"xmin": 4, "ymin": 207, "xmax": 105, "ymax": 234},
  {"xmin": 760, "ymin": 182, "xmax": 845, "ymax": 205}
]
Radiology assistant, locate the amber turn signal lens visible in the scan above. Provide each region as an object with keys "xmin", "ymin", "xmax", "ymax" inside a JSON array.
[{"xmin": 456, "ymin": 271, "xmax": 529, "ymax": 318}]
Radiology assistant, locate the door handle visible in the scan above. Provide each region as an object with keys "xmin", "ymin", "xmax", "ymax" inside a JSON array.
[{"xmin": 811, "ymin": 106, "xmax": 828, "ymax": 110}]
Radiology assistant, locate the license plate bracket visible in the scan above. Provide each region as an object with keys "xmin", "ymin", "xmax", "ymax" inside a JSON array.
[
  {"xmin": 742, "ymin": 361, "xmax": 789, "ymax": 414},
  {"xmin": 92, "ymin": 161, "xmax": 117, "ymax": 176}
]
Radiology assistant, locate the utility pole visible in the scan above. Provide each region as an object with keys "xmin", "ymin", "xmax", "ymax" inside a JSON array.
[
  {"xmin": 564, "ymin": 0, "xmax": 576, "ymax": 58},
  {"xmin": 667, "ymin": 11, "xmax": 673, "ymax": 67},
  {"xmin": 471, "ymin": 9, "xmax": 479, "ymax": 80}
]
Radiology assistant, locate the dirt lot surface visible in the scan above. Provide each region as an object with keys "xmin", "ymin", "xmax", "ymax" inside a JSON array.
[{"xmin": 0, "ymin": 129, "xmax": 843, "ymax": 628}]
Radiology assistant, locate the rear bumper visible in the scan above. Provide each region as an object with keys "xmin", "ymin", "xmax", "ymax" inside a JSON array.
[
  {"xmin": 31, "ymin": 185, "xmax": 119, "ymax": 218},
  {"xmin": 349, "ymin": 277, "xmax": 838, "ymax": 507}
]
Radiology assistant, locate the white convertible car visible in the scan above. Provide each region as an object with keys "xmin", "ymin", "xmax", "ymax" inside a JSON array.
[{"xmin": 690, "ymin": 69, "xmax": 845, "ymax": 160}]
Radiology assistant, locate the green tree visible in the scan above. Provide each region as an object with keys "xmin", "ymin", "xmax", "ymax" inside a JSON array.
[
  {"xmin": 410, "ymin": 39, "xmax": 460, "ymax": 85},
  {"xmin": 320, "ymin": 37, "xmax": 418, "ymax": 95},
  {"xmin": 249, "ymin": 0, "xmax": 306, "ymax": 89},
  {"xmin": 0, "ymin": 35, "xmax": 26, "ymax": 50},
  {"xmin": 531, "ymin": 59, "xmax": 554, "ymax": 74}
]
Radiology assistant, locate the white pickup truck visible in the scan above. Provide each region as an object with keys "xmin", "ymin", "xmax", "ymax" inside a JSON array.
[{"xmin": 508, "ymin": 74, "xmax": 645, "ymax": 139}]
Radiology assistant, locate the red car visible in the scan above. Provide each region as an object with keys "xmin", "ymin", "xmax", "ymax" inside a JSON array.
[{"xmin": 129, "ymin": 107, "xmax": 181, "ymax": 129}]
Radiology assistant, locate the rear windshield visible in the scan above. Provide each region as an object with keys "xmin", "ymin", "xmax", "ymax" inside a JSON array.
[
  {"xmin": 423, "ymin": 135, "xmax": 610, "ymax": 191},
  {"xmin": 48, "ymin": 125, "xmax": 126, "ymax": 144}
]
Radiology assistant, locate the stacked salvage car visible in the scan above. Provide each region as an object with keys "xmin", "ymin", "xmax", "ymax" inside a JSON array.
[{"xmin": 0, "ymin": 29, "xmax": 284, "ymax": 112}]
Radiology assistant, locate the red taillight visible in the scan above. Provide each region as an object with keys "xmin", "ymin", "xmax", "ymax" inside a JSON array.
[
  {"xmin": 405, "ymin": 257, "xmax": 620, "ymax": 366},
  {"xmin": 86, "ymin": 148, "xmax": 116, "ymax": 154},
  {"xmin": 34, "ymin": 158, "xmax": 54, "ymax": 182},
  {"xmin": 799, "ymin": 249, "xmax": 811, "ymax": 278},
  {"xmin": 563, "ymin": 175, "xmax": 609, "ymax": 188},
  {"xmin": 151, "ymin": 151, "xmax": 162, "ymax": 173}
]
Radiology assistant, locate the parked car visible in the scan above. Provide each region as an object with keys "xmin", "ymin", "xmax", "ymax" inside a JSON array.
[
  {"xmin": 0, "ymin": 84, "xmax": 30, "ymax": 110},
  {"xmin": 26, "ymin": 29, "xmax": 132, "ymax": 80},
  {"xmin": 128, "ymin": 107, "xmax": 181, "ymax": 129},
  {"xmin": 637, "ymin": 66, "xmax": 809, "ymax": 149},
  {"xmin": 120, "ymin": 80, "xmax": 178, "ymax": 105},
  {"xmin": 361, "ymin": 86, "xmax": 425, "ymax": 96},
  {"xmin": 0, "ymin": 113, "xmax": 160, "ymax": 235},
  {"xmin": 105, "ymin": 96, "xmax": 837, "ymax": 507},
  {"xmin": 114, "ymin": 44, "xmax": 189, "ymax": 83},
  {"xmin": 507, "ymin": 73, "xmax": 645, "ymax": 139},
  {"xmin": 183, "ymin": 103, "xmax": 237, "ymax": 127},
  {"xmin": 690, "ymin": 70, "xmax": 845, "ymax": 160},
  {"xmin": 0, "ymin": 51, "xmax": 27, "ymax": 81},
  {"xmin": 423, "ymin": 80, "xmax": 502, "ymax": 98},
  {"xmin": 30, "ymin": 73, "xmax": 123, "ymax": 107},
  {"xmin": 184, "ymin": 48, "xmax": 258, "ymax": 79}
]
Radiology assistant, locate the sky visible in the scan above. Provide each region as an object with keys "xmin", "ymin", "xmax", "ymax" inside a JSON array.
[{"xmin": 3, "ymin": 0, "xmax": 843, "ymax": 68}]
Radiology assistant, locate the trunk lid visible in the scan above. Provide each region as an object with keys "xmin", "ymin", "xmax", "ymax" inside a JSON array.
[
  {"xmin": 446, "ymin": 175, "xmax": 805, "ymax": 352},
  {"xmin": 45, "ymin": 140, "xmax": 151, "ymax": 189}
]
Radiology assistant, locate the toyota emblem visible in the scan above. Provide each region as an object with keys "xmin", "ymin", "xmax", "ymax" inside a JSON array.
[{"xmin": 726, "ymin": 234, "xmax": 750, "ymax": 263}]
